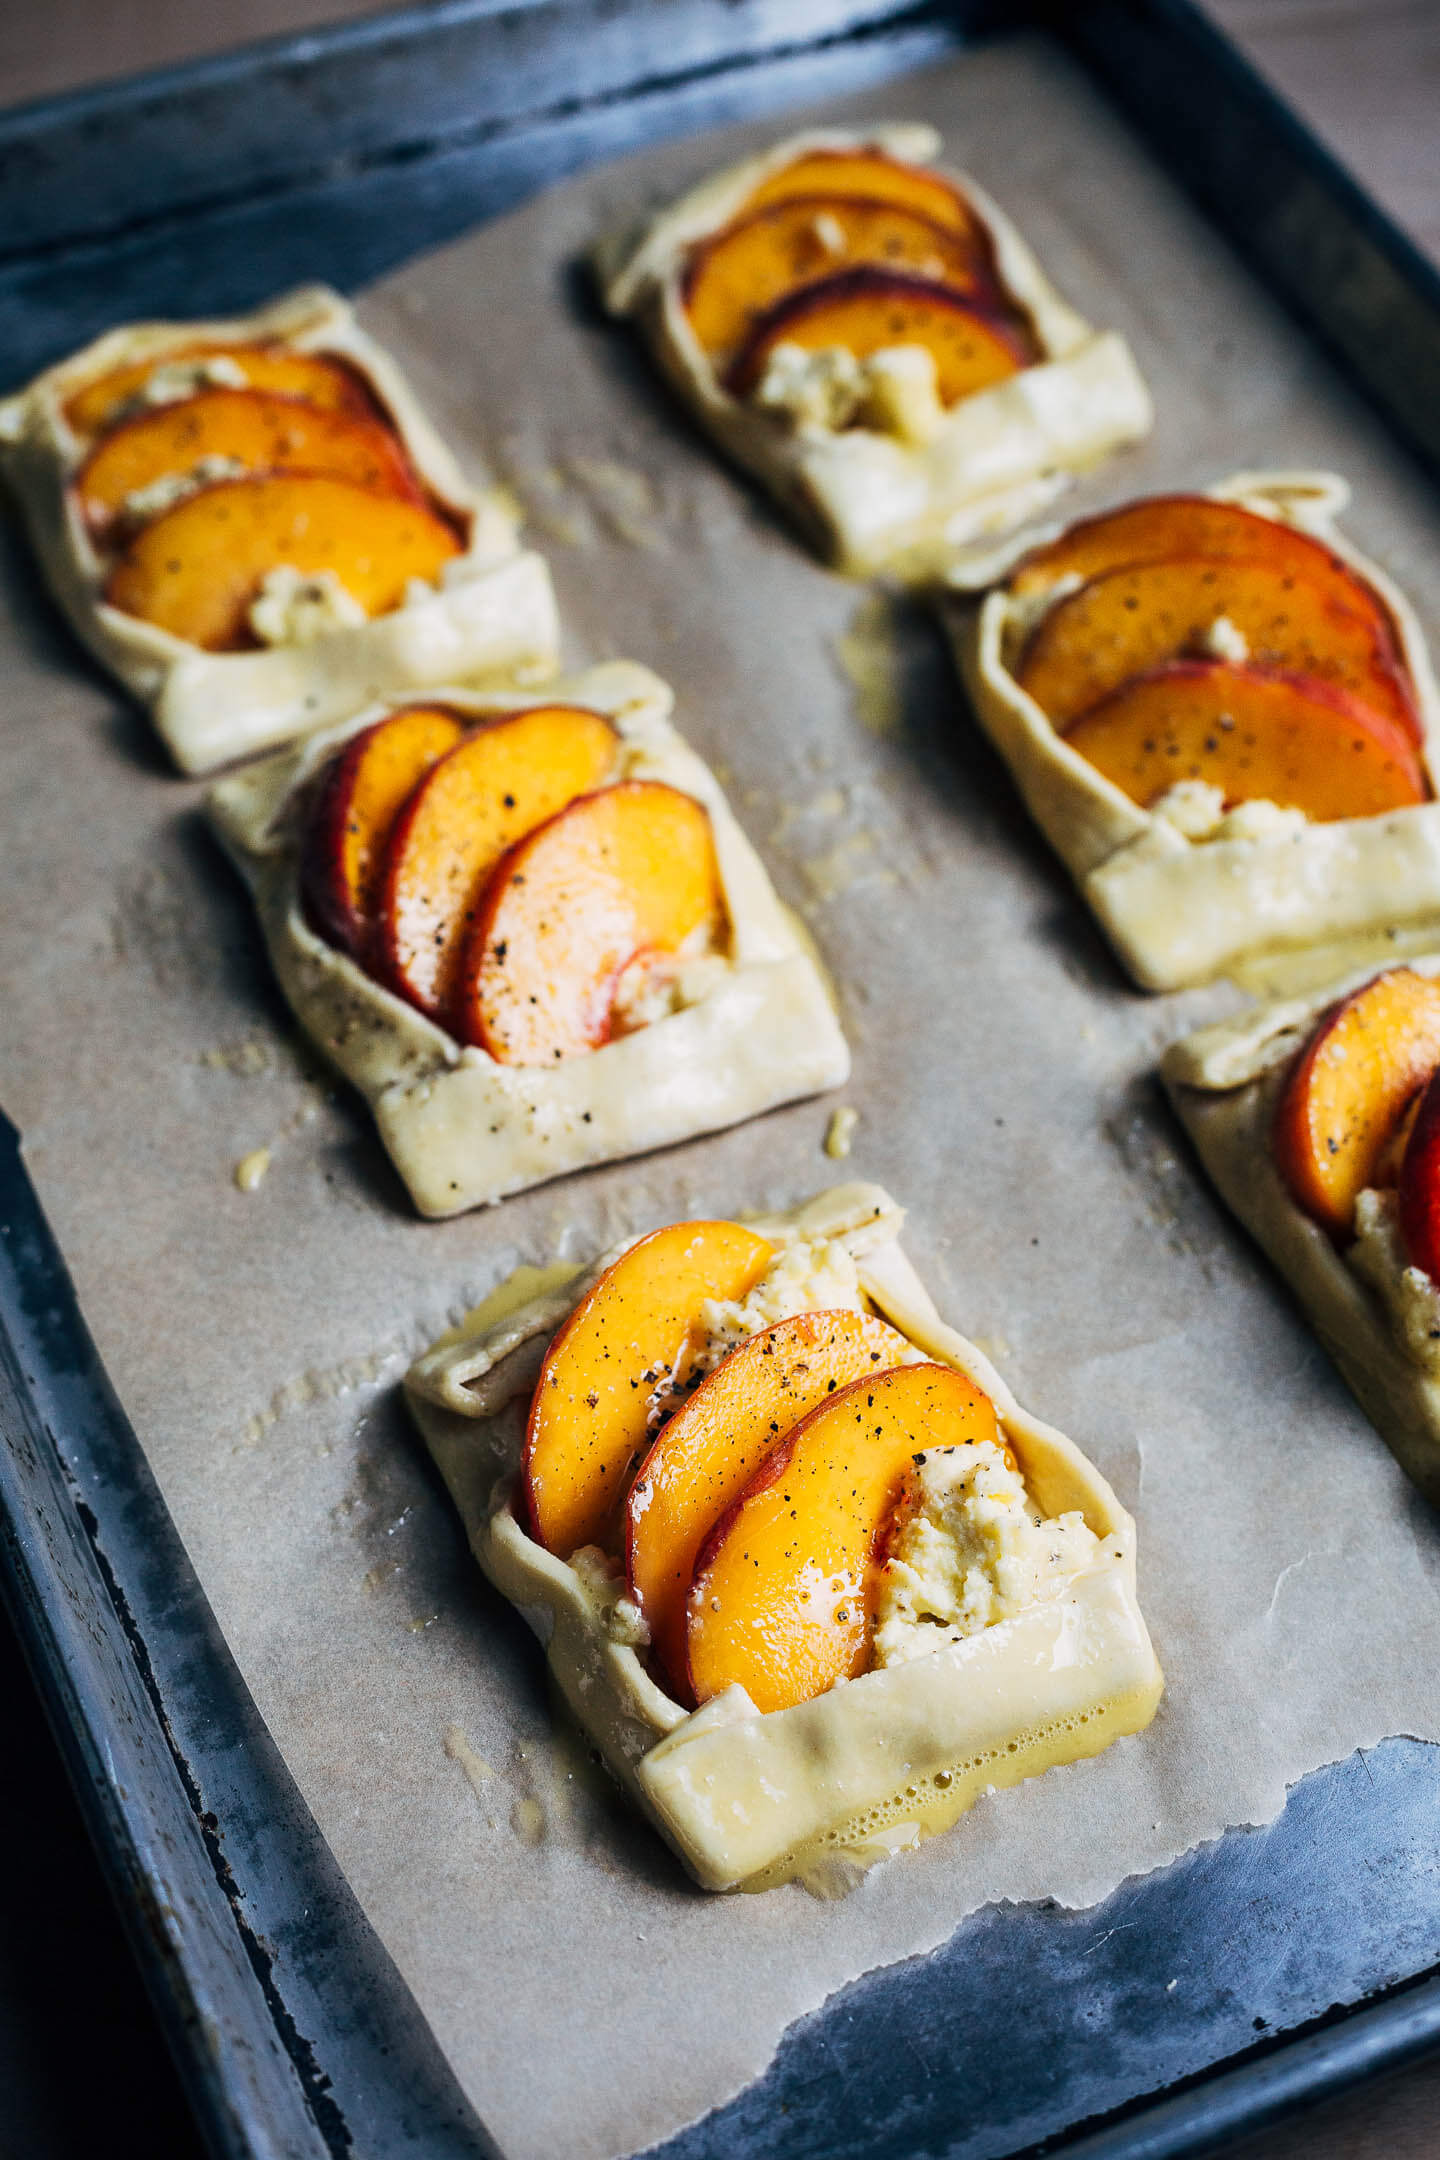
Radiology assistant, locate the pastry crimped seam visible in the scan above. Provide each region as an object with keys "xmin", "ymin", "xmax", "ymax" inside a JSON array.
[
  {"xmin": 404, "ymin": 1181, "xmax": 1163, "ymax": 1892},
  {"xmin": 598, "ymin": 124, "xmax": 1153, "ymax": 577},
  {"xmin": 1164, "ymin": 955, "xmax": 1440, "ymax": 1506},
  {"xmin": 207, "ymin": 660, "xmax": 850, "ymax": 1217},
  {"xmin": 0, "ymin": 284, "xmax": 560, "ymax": 774},
  {"xmin": 943, "ymin": 470, "xmax": 1440, "ymax": 992}
]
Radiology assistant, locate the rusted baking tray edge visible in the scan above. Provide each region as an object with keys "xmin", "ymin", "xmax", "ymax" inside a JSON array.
[{"xmin": 3, "ymin": 3, "xmax": 1440, "ymax": 2156}]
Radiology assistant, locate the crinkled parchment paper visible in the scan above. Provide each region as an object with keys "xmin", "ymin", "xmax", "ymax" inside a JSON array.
[{"xmin": 4, "ymin": 35, "xmax": 1440, "ymax": 2160}]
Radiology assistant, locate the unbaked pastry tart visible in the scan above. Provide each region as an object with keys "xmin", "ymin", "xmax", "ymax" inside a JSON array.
[
  {"xmin": 404, "ymin": 1181, "xmax": 1163, "ymax": 1890},
  {"xmin": 206, "ymin": 660, "xmax": 849, "ymax": 1215},
  {"xmin": 944, "ymin": 471, "xmax": 1440, "ymax": 990},
  {"xmin": 597, "ymin": 125, "xmax": 1152, "ymax": 576},
  {"xmin": 0, "ymin": 285, "xmax": 559, "ymax": 773},
  {"xmin": 1164, "ymin": 956, "xmax": 1440, "ymax": 1505}
]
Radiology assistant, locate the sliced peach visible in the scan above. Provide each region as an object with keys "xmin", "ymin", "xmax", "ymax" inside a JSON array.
[
  {"xmin": 683, "ymin": 195, "xmax": 996, "ymax": 362},
  {"xmin": 686, "ymin": 1362, "xmax": 1001, "ymax": 1714},
  {"xmin": 103, "ymin": 473, "xmax": 464, "ymax": 651},
  {"xmin": 65, "ymin": 344, "xmax": 372, "ymax": 436},
  {"xmin": 300, "ymin": 706, "xmax": 464, "ymax": 961},
  {"xmin": 377, "ymin": 705, "xmax": 617, "ymax": 1021},
  {"xmin": 460, "ymin": 780, "xmax": 724, "ymax": 1066},
  {"xmin": 1274, "ymin": 968, "xmax": 1440, "ymax": 1236},
  {"xmin": 1063, "ymin": 660, "xmax": 1427, "ymax": 823},
  {"xmin": 524, "ymin": 1220, "xmax": 775, "ymax": 1558},
  {"xmin": 625, "ymin": 1309, "xmax": 918, "ymax": 1692},
  {"xmin": 77, "ymin": 388, "xmax": 420, "ymax": 539},
  {"xmin": 1016, "ymin": 555, "xmax": 1418, "ymax": 739},
  {"xmin": 742, "ymin": 150, "xmax": 987, "ymax": 242},
  {"xmin": 1398, "ymin": 1066, "xmax": 1440, "ymax": 1277},
  {"xmin": 728, "ymin": 267, "xmax": 1032, "ymax": 405}
]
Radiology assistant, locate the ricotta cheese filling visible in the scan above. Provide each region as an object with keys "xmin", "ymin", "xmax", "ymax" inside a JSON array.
[
  {"xmin": 1347, "ymin": 1186, "xmax": 1440, "ymax": 1374},
  {"xmin": 872, "ymin": 1439, "xmax": 1102, "ymax": 1667},
  {"xmin": 1149, "ymin": 780, "xmax": 1306, "ymax": 846},
  {"xmin": 752, "ymin": 342, "xmax": 947, "ymax": 446},
  {"xmin": 1199, "ymin": 614, "xmax": 1251, "ymax": 665},
  {"xmin": 609, "ymin": 936, "xmax": 731, "ymax": 1037},
  {"xmin": 121, "ymin": 353, "xmax": 249, "ymax": 418},
  {"xmin": 248, "ymin": 565, "xmax": 369, "ymax": 646}
]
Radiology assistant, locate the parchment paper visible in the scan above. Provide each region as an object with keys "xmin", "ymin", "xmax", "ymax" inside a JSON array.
[{"xmin": 5, "ymin": 35, "xmax": 1440, "ymax": 2160}]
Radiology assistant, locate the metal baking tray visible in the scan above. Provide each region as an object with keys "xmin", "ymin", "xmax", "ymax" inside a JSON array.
[{"xmin": 4, "ymin": 2, "xmax": 1440, "ymax": 2154}]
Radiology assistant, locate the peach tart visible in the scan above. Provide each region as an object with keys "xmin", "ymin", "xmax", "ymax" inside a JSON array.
[
  {"xmin": 597, "ymin": 124, "xmax": 1151, "ymax": 575},
  {"xmin": 1165, "ymin": 957, "xmax": 1440, "ymax": 1505},
  {"xmin": 0, "ymin": 284, "xmax": 558, "ymax": 772},
  {"xmin": 945, "ymin": 471, "xmax": 1440, "ymax": 990},
  {"xmin": 206, "ymin": 661, "xmax": 848, "ymax": 1215},
  {"xmin": 404, "ymin": 1182, "xmax": 1162, "ymax": 1891}
]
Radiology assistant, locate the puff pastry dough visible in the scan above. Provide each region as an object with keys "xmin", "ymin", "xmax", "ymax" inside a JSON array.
[
  {"xmin": 598, "ymin": 125, "xmax": 1152, "ymax": 576},
  {"xmin": 944, "ymin": 472, "xmax": 1440, "ymax": 991},
  {"xmin": 0, "ymin": 285, "xmax": 560, "ymax": 773},
  {"xmin": 207, "ymin": 661, "xmax": 850, "ymax": 1216},
  {"xmin": 1163, "ymin": 958, "xmax": 1440, "ymax": 1505},
  {"xmin": 404, "ymin": 1182, "xmax": 1163, "ymax": 1891}
]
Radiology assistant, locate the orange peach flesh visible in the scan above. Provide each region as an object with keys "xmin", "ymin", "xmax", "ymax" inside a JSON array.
[
  {"xmin": 686, "ymin": 1361, "xmax": 1001, "ymax": 1715},
  {"xmin": 1274, "ymin": 968, "xmax": 1440, "ymax": 1236},
  {"xmin": 1063, "ymin": 660, "xmax": 1427, "ymax": 823},
  {"xmin": 461, "ymin": 780, "xmax": 724, "ymax": 1066},
  {"xmin": 64, "ymin": 345, "xmax": 373, "ymax": 436},
  {"xmin": 103, "ymin": 472, "xmax": 464, "ymax": 651},
  {"xmin": 300, "ymin": 706, "xmax": 464, "ymax": 960},
  {"xmin": 77, "ymin": 388, "xmax": 419, "ymax": 537},
  {"xmin": 683, "ymin": 194, "xmax": 994, "ymax": 362},
  {"xmin": 626, "ymin": 1309, "xmax": 918, "ymax": 1694},
  {"xmin": 727, "ymin": 268, "xmax": 1031, "ymax": 405},
  {"xmin": 1017, "ymin": 555, "xmax": 1419, "ymax": 739},
  {"xmin": 741, "ymin": 150, "xmax": 984, "ymax": 239},
  {"xmin": 524, "ymin": 1220, "xmax": 775, "ymax": 1558},
  {"xmin": 377, "ymin": 705, "xmax": 617, "ymax": 1023}
]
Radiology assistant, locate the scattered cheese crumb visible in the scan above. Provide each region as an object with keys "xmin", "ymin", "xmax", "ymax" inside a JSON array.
[
  {"xmin": 751, "ymin": 341, "xmax": 945, "ymax": 444},
  {"xmin": 248, "ymin": 565, "xmax": 368, "ymax": 646},
  {"xmin": 872, "ymin": 1440, "xmax": 1101, "ymax": 1667},
  {"xmin": 129, "ymin": 354, "xmax": 248, "ymax": 414},
  {"xmin": 1200, "ymin": 614, "xmax": 1250, "ymax": 665},
  {"xmin": 119, "ymin": 453, "xmax": 246, "ymax": 526},
  {"xmin": 609, "ymin": 943, "xmax": 729, "ymax": 1036},
  {"xmin": 824, "ymin": 1105, "xmax": 859, "ymax": 1159},
  {"xmin": 811, "ymin": 211, "xmax": 847, "ymax": 258},
  {"xmin": 233, "ymin": 1146, "xmax": 271, "ymax": 1193}
]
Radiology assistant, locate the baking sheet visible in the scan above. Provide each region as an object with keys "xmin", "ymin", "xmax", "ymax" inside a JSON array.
[{"xmin": 4, "ymin": 31, "xmax": 1440, "ymax": 2160}]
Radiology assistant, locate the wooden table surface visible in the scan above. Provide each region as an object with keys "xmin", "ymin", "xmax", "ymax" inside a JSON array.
[{"xmin": 2, "ymin": 3, "xmax": 1439, "ymax": 2156}]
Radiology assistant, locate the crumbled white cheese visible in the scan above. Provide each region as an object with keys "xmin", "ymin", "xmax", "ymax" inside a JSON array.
[
  {"xmin": 1150, "ymin": 779, "xmax": 1227, "ymax": 840},
  {"xmin": 118, "ymin": 453, "xmax": 247, "ymax": 527},
  {"xmin": 1147, "ymin": 781, "xmax": 1307, "ymax": 845},
  {"xmin": 693, "ymin": 1234, "xmax": 868, "ymax": 1378},
  {"xmin": 811, "ymin": 211, "xmax": 847, "ymax": 259},
  {"xmin": 1200, "ymin": 614, "xmax": 1250, "ymax": 665},
  {"xmin": 751, "ymin": 341, "xmax": 945, "ymax": 445},
  {"xmin": 127, "ymin": 354, "xmax": 249, "ymax": 415},
  {"xmin": 1348, "ymin": 1186, "xmax": 1440, "ymax": 1374},
  {"xmin": 569, "ymin": 1545, "xmax": 652, "ymax": 1647},
  {"xmin": 824, "ymin": 1105, "xmax": 859, "ymax": 1159},
  {"xmin": 871, "ymin": 1440, "xmax": 1102, "ymax": 1667},
  {"xmin": 248, "ymin": 565, "xmax": 368, "ymax": 646}
]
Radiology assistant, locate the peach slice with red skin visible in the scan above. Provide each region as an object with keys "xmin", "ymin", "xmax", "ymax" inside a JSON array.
[
  {"xmin": 104, "ymin": 472, "xmax": 464, "ymax": 651},
  {"xmin": 378, "ymin": 705, "xmax": 617, "ymax": 1023},
  {"xmin": 1063, "ymin": 660, "xmax": 1427, "ymax": 823},
  {"xmin": 727, "ymin": 268, "xmax": 1033, "ymax": 406},
  {"xmin": 625, "ymin": 1308, "xmax": 919, "ymax": 1694},
  {"xmin": 300, "ymin": 705, "xmax": 464, "ymax": 961},
  {"xmin": 1398, "ymin": 1066, "xmax": 1440, "ymax": 1278},
  {"xmin": 65, "ymin": 344, "xmax": 374, "ymax": 437},
  {"xmin": 683, "ymin": 195, "xmax": 996, "ymax": 363},
  {"xmin": 1016, "ymin": 555, "xmax": 1418, "ymax": 739},
  {"xmin": 686, "ymin": 1360, "xmax": 1002, "ymax": 1715},
  {"xmin": 524, "ymin": 1220, "xmax": 774, "ymax": 1558},
  {"xmin": 1274, "ymin": 968, "xmax": 1440, "ymax": 1237},
  {"xmin": 741, "ymin": 150, "xmax": 987, "ymax": 242},
  {"xmin": 458, "ymin": 779, "xmax": 725, "ymax": 1066},
  {"xmin": 77, "ymin": 388, "xmax": 420, "ymax": 539}
]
